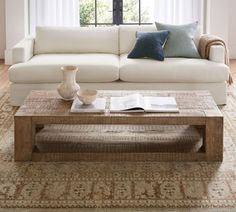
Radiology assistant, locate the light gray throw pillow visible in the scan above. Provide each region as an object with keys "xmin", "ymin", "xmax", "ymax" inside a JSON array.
[{"xmin": 155, "ymin": 22, "xmax": 200, "ymax": 58}]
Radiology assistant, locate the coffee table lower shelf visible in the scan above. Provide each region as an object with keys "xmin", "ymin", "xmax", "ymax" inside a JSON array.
[{"xmin": 14, "ymin": 117, "xmax": 223, "ymax": 162}]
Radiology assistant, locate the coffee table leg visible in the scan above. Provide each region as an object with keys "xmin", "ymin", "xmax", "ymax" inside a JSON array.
[
  {"xmin": 14, "ymin": 116, "xmax": 35, "ymax": 161},
  {"xmin": 205, "ymin": 117, "xmax": 223, "ymax": 161}
]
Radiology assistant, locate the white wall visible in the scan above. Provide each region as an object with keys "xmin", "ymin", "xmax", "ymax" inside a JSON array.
[
  {"xmin": 207, "ymin": 0, "xmax": 229, "ymax": 44},
  {"xmin": 0, "ymin": 0, "xmax": 5, "ymax": 59},
  {"xmin": 208, "ymin": 0, "xmax": 236, "ymax": 59},
  {"xmin": 5, "ymin": 0, "xmax": 28, "ymax": 64},
  {"xmin": 228, "ymin": 0, "xmax": 236, "ymax": 59}
]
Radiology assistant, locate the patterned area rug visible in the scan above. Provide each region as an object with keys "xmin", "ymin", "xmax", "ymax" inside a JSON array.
[{"xmin": 1, "ymin": 91, "xmax": 236, "ymax": 208}]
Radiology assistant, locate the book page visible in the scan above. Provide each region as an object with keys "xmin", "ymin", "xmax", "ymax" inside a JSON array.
[
  {"xmin": 110, "ymin": 94, "xmax": 144, "ymax": 112},
  {"xmin": 144, "ymin": 96, "xmax": 179, "ymax": 113}
]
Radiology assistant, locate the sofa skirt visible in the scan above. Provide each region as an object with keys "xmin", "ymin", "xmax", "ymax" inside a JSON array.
[{"xmin": 10, "ymin": 81, "xmax": 227, "ymax": 106}]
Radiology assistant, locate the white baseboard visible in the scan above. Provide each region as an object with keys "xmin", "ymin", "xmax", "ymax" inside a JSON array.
[
  {"xmin": 4, "ymin": 49, "xmax": 12, "ymax": 65},
  {"xmin": 229, "ymin": 44, "xmax": 236, "ymax": 59}
]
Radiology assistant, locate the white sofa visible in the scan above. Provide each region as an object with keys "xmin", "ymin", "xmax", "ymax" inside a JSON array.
[{"xmin": 9, "ymin": 25, "xmax": 229, "ymax": 106}]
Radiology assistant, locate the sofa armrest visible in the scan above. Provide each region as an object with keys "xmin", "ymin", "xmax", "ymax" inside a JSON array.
[
  {"xmin": 12, "ymin": 37, "xmax": 34, "ymax": 64},
  {"xmin": 209, "ymin": 45, "xmax": 225, "ymax": 64}
]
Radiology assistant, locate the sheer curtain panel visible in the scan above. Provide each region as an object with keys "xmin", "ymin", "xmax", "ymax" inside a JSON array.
[
  {"xmin": 30, "ymin": 0, "xmax": 80, "ymax": 35},
  {"xmin": 154, "ymin": 0, "xmax": 202, "ymax": 25}
]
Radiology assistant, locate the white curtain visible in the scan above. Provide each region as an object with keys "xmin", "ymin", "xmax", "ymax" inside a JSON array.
[
  {"xmin": 153, "ymin": 0, "xmax": 202, "ymax": 25},
  {"xmin": 30, "ymin": 0, "xmax": 80, "ymax": 35}
]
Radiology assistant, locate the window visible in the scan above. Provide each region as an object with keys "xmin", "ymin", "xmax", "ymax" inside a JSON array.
[
  {"xmin": 79, "ymin": 0, "xmax": 154, "ymax": 26},
  {"xmin": 29, "ymin": 0, "xmax": 203, "ymax": 34}
]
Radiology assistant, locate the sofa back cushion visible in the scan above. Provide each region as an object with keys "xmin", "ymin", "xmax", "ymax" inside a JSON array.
[
  {"xmin": 34, "ymin": 26, "xmax": 119, "ymax": 55},
  {"xmin": 119, "ymin": 25, "xmax": 157, "ymax": 54}
]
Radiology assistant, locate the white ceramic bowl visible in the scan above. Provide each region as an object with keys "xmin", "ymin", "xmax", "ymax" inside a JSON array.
[{"xmin": 77, "ymin": 89, "xmax": 97, "ymax": 105}]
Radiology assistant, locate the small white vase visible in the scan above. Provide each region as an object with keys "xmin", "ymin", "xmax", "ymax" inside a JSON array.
[{"xmin": 57, "ymin": 66, "xmax": 80, "ymax": 100}]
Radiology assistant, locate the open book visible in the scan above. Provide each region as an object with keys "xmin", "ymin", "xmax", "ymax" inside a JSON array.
[
  {"xmin": 71, "ymin": 98, "xmax": 106, "ymax": 113},
  {"xmin": 110, "ymin": 94, "xmax": 179, "ymax": 113}
]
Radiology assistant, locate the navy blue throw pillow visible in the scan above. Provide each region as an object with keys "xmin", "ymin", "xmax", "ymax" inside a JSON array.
[{"xmin": 128, "ymin": 31, "xmax": 169, "ymax": 61}]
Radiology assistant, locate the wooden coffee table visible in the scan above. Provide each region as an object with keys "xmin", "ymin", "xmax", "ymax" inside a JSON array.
[{"xmin": 14, "ymin": 90, "xmax": 223, "ymax": 162}]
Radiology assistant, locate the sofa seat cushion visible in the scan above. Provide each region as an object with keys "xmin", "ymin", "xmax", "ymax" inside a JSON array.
[
  {"xmin": 120, "ymin": 54, "xmax": 229, "ymax": 83},
  {"xmin": 9, "ymin": 54, "xmax": 119, "ymax": 83}
]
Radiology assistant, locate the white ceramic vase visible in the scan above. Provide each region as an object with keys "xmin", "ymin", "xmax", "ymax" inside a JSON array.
[{"xmin": 57, "ymin": 66, "xmax": 80, "ymax": 100}]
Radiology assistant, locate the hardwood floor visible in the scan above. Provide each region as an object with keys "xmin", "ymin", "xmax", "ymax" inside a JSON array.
[
  {"xmin": 230, "ymin": 60, "xmax": 236, "ymax": 80},
  {"xmin": 0, "ymin": 60, "xmax": 9, "ymax": 91},
  {"xmin": 1, "ymin": 59, "xmax": 236, "ymax": 92}
]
